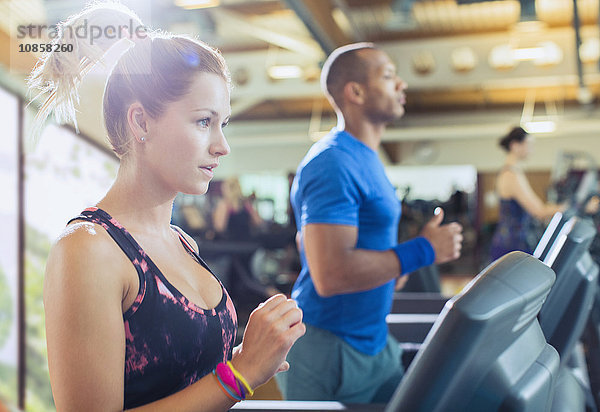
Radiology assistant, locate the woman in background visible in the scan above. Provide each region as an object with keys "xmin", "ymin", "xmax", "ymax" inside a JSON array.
[
  {"xmin": 489, "ymin": 126, "xmax": 565, "ymax": 260},
  {"xmin": 212, "ymin": 177, "xmax": 262, "ymax": 241},
  {"xmin": 33, "ymin": 3, "xmax": 304, "ymax": 411}
]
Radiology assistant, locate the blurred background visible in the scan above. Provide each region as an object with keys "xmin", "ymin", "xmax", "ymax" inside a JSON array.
[{"xmin": 2, "ymin": 0, "xmax": 600, "ymax": 410}]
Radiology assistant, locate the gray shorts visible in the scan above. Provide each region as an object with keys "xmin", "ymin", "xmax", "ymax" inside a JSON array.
[{"xmin": 275, "ymin": 323, "xmax": 404, "ymax": 404}]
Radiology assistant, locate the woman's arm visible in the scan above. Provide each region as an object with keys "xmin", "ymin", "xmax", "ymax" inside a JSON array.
[
  {"xmin": 244, "ymin": 199, "xmax": 263, "ymax": 227},
  {"xmin": 44, "ymin": 223, "xmax": 132, "ymax": 411},
  {"xmin": 212, "ymin": 200, "xmax": 228, "ymax": 233},
  {"xmin": 45, "ymin": 223, "xmax": 304, "ymax": 412},
  {"xmin": 498, "ymin": 170, "xmax": 564, "ymax": 220}
]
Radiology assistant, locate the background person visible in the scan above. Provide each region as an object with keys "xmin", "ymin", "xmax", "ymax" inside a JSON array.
[
  {"xmin": 212, "ymin": 176, "xmax": 262, "ymax": 241},
  {"xmin": 276, "ymin": 42, "xmax": 463, "ymax": 403},
  {"xmin": 33, "ymin": 3, "xmax": 304, "ymax": 411},
  {"xmin": 489, "ymin": 126, "xmax": 566, "ymax": 261}
]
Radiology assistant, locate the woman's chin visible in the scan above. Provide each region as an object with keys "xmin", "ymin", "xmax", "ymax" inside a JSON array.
[{"xmin": 181, "ymin": 183, "xmax": 210, "ymax": 196}]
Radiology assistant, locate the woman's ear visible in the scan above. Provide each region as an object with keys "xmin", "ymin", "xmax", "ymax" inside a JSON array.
[{"xmin": 126, "ymin": 102, "xmax": 149, "ymax": 143}]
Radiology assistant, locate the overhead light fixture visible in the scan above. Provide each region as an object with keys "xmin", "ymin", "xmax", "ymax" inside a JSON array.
[
  {"xmin": 523, "ymin": 120, "xmax": 556, "ymax": 134},
  {"xmin": 489, "ymin": 44, "xmax": 516, "ymax": 70},
  {"xmin": 267, "ymin": 65, "xmax": 303, "ymax": 80},
  {"xmin": 513, "ymin": 47, "xmax": 544, "ymax": 61},
  {"xmin": 520, "ymin": 90, "xmax": 559, "ymax": 134},
  {"xmin": 451, "ymin": 46, "xmax": 478, "ymax": 73},
  {"xmin": 411, "ymin": 51, "xmax": 436, "ymax": 76},
  {"xmin": 174, "ymin": 0, "xmax": 220, "ymax": 9},
  {"xmin": 489, "ymin": 42, "xmax": 562, "ymax": 69},
  {"xmin": 580, "ymin": 37, "xmax": 600, "ymax": 64}
]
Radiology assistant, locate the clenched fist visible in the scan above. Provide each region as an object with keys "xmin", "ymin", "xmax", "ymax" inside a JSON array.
[
  {"xmin": 420, "ymin": 207, "xmax": 463, "ymax": 264},
  {"xmin": 230, "ymin": 294, "xmax": 306, "ymax": 390}
]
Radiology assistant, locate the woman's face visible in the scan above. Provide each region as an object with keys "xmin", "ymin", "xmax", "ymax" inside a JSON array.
[
  {"xmin": 143, "ymin": 72, "xmax": 231, "ymax": 195},
  {"xmin": 512, "ymin": 135, "xmax": 534, "ymax": 160}
]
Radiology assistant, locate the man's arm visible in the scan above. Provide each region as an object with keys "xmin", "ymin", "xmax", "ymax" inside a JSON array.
[
  {"xmin": 303, "ymin": 223, "xmax": 401, "ymax": 297},
  {"xmin": 303, "ymin": 208, "xmax": 463, "ymax": 297}
]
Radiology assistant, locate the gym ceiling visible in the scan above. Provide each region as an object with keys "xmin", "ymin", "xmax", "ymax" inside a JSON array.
[{"xmin": 1, "ymin": 0, "xmax": 599, "ymax": 162}]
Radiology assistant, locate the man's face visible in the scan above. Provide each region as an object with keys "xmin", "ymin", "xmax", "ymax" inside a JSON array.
[{"xmin": 359, "ymin": 49, "xmax": 407, "ymax": 124}]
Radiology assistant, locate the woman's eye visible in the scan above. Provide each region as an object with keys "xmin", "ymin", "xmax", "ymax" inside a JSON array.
[
  {"xmin": 196, "ymin": 118, "xmax": 210, "ymax": 128},
  {"xmin": 222, "ymin": 120, "xmax": 229, "ymax": 129}
]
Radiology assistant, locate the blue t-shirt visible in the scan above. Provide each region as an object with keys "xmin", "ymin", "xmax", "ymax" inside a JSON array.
[{"xmin": 290, "ymin": 128, "xmax": 401, "ymax": 355}]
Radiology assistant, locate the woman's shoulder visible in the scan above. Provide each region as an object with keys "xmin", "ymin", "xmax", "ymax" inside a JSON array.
[
  {"xmin": 46, "ymin": 220, "xmax": 130, "ymax": 288},
  {"xmin": 57, "ymin": 220, "xmax": 116, "ymax": 252},
  {"xmin": 497, "ymin": 166, "xmax": 522, "ymax": 197},
  {"xmin": 499, "ymin": 164, "xmax": 522, "ymax": 175}
]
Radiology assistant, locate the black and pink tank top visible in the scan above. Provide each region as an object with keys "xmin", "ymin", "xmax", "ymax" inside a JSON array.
[{"xmin": 68, "ymin": 207, "xmax": 237, "ymax": 409}]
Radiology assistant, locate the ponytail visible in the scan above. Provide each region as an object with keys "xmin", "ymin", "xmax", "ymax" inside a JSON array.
[
  {"xmin": 27, "ymin": 2, "xmax": 144, "ymax": 135},
  {"xmin": 28, "ymin": 2, "xmax": 230, "ymax": 158}
]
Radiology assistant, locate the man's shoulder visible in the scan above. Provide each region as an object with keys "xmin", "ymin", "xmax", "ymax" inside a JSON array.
[{"xmin": 301, "ymin": 139, "xmax": 356, "ymax": 173}]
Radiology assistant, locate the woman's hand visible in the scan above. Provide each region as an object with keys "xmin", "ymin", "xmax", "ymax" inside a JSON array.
[{"xmin": 231, "ymin": 294, "xmax": 305, "ymax": 389}]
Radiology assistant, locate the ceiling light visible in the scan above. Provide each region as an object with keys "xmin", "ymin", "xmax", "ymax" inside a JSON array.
[
  {"xmin": 451, "ymin": 47, "xmax": 478, "ymax": 73},
  {"xmin": 520, "ymin": 90, "xmax": 559, "ymax": 134},
  {"xmin": 533, "ymin": 42, "xmax": 563, "ymax": 66},
  {"xmin": 489, "ymin": 44, "xmax": 516, "ymax": 70},
  {"xmin": 511, "ymin": 42, "xmax": 562, "ymax": 66},
  {"xmin": 513, "ymin": 47, "xmax": 544, "ymax": 61},
  {"xmin": 174, "ymin": 0, "xmax": 220, "ymax": 10},
  {"xmin": 580, "ymin": 38, "xmax": 600, "ymax": 64},
  {"xmin": 522, "ymin": 120, "xmax": 556, "ymax": 134},
  {"xmin": 267, "ymin": 65, "xmax": 303, "ymax": 80}
]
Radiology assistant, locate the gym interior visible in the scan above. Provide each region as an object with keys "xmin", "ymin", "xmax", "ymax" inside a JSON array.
[{"xmin": 1, "ymin": 0, "xmax": 600, "ymax": 411}]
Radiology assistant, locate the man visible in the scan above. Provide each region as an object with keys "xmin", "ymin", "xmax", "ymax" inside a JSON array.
[{"xmin": 276, "ymin": 43, "xmax": 463, "ymax": 403}]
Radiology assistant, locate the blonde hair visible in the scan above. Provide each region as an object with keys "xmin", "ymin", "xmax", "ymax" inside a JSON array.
[
  {"xmin": 28, "ymin": 2, "xmax": 144, "ymax": 133},
  {"xmin": 223, "ymin": 177, "xmax": 243, "ymax": 201},
  {"xmin": 28, "ymin": 2, "xmax": 230, "ymax": 157}
]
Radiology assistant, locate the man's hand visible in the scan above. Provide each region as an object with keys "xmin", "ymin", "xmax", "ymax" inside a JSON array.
[{"xmin": 420, "ymin": 208, "xmax": 463, "ymax": 264}]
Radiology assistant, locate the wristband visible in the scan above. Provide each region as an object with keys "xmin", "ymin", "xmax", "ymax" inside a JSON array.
[{"xmin": 392, "ymin": 237, "xmax": 435, "ymax": 275}]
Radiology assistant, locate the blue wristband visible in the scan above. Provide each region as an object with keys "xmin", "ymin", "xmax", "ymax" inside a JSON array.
[{"xmin": 392, "ymin": 237, "xmax": 435, "ymax": 275}]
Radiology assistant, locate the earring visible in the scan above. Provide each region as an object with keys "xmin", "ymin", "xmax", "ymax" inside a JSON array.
[{"xmin": 140, "ymin": 137, "xmax": 146, "ymax": 142}]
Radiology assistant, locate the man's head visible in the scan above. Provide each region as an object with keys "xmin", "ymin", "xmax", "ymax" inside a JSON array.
[{"xmin": 321, "ymin": 42, "xmax": 407, "ymax": 124}]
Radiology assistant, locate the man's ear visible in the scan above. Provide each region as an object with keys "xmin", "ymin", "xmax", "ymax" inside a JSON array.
[
  {"xmin": 126, "ymin": 102, "xmax": 149, "ymax": 143},
  {"xmin": 343, "ymin": 81, "xmax": 365, "ymax": 105}
]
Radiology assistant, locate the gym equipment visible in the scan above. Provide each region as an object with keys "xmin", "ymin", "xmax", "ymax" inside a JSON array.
[
  {"xmin": 233, "ymin": 253, "xmax": 559, "ymax": 412},
  {"xmin": 386, "ymin": 252, "xmax": 558, "ymax": 412},
  {"xmin": 538, "ymin": 216, "xmax": 598, "ymax": 361}
]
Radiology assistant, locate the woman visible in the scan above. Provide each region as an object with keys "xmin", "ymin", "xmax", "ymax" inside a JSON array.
[
  {"xmin": 33, "ymin": 3, "xmax": 305, "ymax": 411},
  {"xmin": 212, "ymin": 177, "xmax": 262, "ymax": 241},
  {"xmin": 489, "ymin": 126, "xmax": 565, "ymax": 261}
]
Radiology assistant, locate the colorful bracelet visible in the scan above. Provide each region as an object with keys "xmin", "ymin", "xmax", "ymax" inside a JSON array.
[
  {"xmin": 227, "ymin": 361, "xmax": 255, "ymax": 397},
  {"xmin": 216, "ymin": 362, "xmax": 243, "ymax": 398},
  {"xmin": 213, "ymin": 370, "xmax": 243, "ymax": 402}
]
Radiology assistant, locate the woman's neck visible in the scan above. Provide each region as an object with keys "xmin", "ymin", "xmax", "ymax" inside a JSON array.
[
  {"xmin": 97, "ymin": 163, "xmax": 176, "ymax": 238},
  {"xmin": 505, "ymin": 153, "xmax": 522, "ymax": 169}
]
